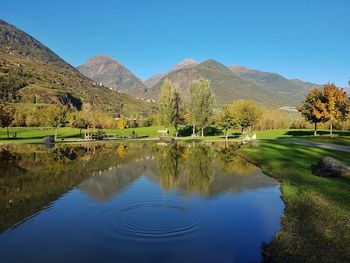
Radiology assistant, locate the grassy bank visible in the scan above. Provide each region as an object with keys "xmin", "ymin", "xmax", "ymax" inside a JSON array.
[{"xmin": 239, "ymin": 140, "xmax": 350, "ymax": 262}]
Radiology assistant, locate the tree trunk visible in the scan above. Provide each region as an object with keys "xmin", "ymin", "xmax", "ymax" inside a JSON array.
[
  {"xmin": 225, "ymin": 129, "xmax": 228, "ymax": 140},
  {"xmin": 192, "ymin": 124, "xmax": 196, "ymax": 136},
  {"xmin": 314, "ymin": 122, "xmax": 317, "ymax": 136},
  {"xmin": 201, "ymin": 128, "xmax": 204, "ymax": 138},
  {"xmin": 330, "ymin": 123, "xmax": 333, "ymax": 136},
  {"xmin": 55, "ymin": 128, "xmax": 58, "ymax": 141},
  {"xmin": 6, "ymin": 126, "xmax": 9, "ymax": 139}
]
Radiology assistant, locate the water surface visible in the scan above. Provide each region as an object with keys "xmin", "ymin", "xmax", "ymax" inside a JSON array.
[{"xmin": 0, "ymin": 142, "xmax": 284, "ymax": 263}]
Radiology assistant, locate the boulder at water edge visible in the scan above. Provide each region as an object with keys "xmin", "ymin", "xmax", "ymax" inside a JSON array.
[{"xmin": 312, "ymin": 156, "xmax": 350, "ymax": 178}]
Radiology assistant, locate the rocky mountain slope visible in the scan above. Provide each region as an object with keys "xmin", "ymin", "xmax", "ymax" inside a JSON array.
[{"xmin": 0, "ymin": 19, "xmax": 150, "ymax": 115}]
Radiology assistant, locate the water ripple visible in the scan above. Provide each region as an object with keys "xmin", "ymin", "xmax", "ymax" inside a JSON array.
[{"xmin": 113, "ymin": 201, "xmax": 199, "ymax": 239}]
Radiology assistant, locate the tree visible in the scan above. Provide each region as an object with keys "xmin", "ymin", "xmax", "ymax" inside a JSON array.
[
  {"xmin": 47, "ymin": 106, "xmax": 68, "ymax": 141},
  {"xmin": 0, "ymin": 103, "xmax": 15, "ymax": 139},
  {"xmin": 69, "ymin": 111, "xmax": 91, "ymax": 137},
  {"xmin": 158, "ymin": 80, "xmax": 181, "ymax": 137},
  {"xmin": 255, "ymin": 108, "xmax": 288, "ymax": 130},
  {"xmin": 117, "ymin": 116, "xmax": 127, "ymax": 138},
  {"xmin": 231, "ymin": 100, "xmax": 262, "ymax": 133},
  {"xmin": 322, "ymin": 83, "xmax": 350, "ymax": 136},
  {"xmin": 189, "ymin": 79, "xmax": 215, "ymax": 137},
  {"xmin": 91, "ymin": 112, "xmax": 115, "ymax": 130},
  {"xmin": 216, "ymin": 104, "xmax": 238, "ymax": 139},
  {"xmin": 299, "ymin": 88, "xmax": 329, "ymax": 136}
]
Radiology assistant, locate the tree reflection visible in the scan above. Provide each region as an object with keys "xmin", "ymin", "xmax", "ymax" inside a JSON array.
[
  {"xmin": 215, "ymin": 144, "xmax": 258, "ymax": 175},
  {"xmin": 0, "ymin": 143, "xmax": 132, "ymax": 232},
  {"xmin": 185, "ymin": 144, "xmax": 214, "ymax": 194},
  {"xmin": 157, "ymin": 144, "xmax": 181, "ymax": 190},
  {"xmin": 157, "ymin": 143, "xmax": 214, "ymax": 195}
]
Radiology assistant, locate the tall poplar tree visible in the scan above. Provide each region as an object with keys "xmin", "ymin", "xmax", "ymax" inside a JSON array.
[
  {"xmin": 189, "ymin": 79, "xmax": 215, "ymax": 137},
  {"xmin": 158, "ymin": 80, "xmax": 181, "ymax": 137}
]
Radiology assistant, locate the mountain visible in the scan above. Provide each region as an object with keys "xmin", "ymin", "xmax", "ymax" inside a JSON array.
[
  {"xmin": 78, "ymin": 55, "xmax": 147, "ymax": 97},
  {"xmin": 144, "ymin": 58, "xmax": 198, "ymax": 88},
  {"xmin": 0, "ymin": 19, "xmax": 150, "ymax": 115},
  {"xmin": 145, "ymin": 59, "xmax": 287, "ymax": 106},
  {"xmin": 144, "ymin": 73, "xmax": 165, "ymax": 88},
  {"xmin": 170, "ymin": 58, "xmax": 198, "ymax": 71},
  {"xmin": 229, "ymin": 66, "xmax": 318, "ymax": 106},
  {"xmin": 289, "ymin": 79, "xmax": 320, "ymax": 90}
]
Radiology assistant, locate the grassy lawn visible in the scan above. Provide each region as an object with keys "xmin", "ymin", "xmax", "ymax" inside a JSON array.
[
  {"xmin": 0, "ymin": 127, "xmax": 81, "ymax": 143},
  {"xmin": 239, "ymin": 141, "xmax": 350, "ymax": 262},
  {"xmin": 1, "ymin": 127, "xmax": 350, "ymax": 146}
]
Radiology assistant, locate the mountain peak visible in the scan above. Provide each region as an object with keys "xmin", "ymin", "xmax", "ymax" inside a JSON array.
[
  {"xmin": 229, "ymin": 65, "xmax": 247, "ymax": 71},
  {"xmin": 199, "ymin": 59, "xmax": 232, "ymax": 73},
  {"xmin": 78, "ymin": 55, "xmax": 146, "ymax": 95},
  {"xmin": 171, "ymin": 58, "xmax": 198, "ymax": 71},
  {"xmin": 82, "ymin": 55, "xmax": 119, "ymax": 66}
]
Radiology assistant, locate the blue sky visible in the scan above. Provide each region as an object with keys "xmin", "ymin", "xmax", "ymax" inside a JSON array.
[{"xmin": 1, "ymin": 0, "xmax": 349, "ymax": 86}]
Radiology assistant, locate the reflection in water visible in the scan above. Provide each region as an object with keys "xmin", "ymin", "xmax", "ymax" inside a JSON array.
[{"xmin": 0, "ymin": 142, "xmax": 284, "ymax": 263}]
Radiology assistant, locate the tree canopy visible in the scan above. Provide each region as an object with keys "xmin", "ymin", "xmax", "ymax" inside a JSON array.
[{"xmin": 231, "ymin": 100, "xmax": 262, "ymax": 132}]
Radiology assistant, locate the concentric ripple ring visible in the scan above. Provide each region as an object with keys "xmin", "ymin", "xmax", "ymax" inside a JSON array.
[{"xmin": 114, "ymin": 202, "xmax": 199, "ymax": 238}]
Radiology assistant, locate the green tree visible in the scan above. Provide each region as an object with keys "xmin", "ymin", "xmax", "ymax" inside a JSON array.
[
  {"xmin": 231, "ymin": 100, "xmax": 262, "ymax": 133},
  {"xmin": 158, "ymin": 80, "xmax": 181, "ymax": 137},
  {"xmin": 189, "ymin": 79, "xmax": 215, "ymax": 137},
  {"xmin": 216, "ymin": 104, "xmax": 238, "ymax": 139},
  {"xmin": 48, "ymin": 106, "xmax": 68, "ymax": 141},
  {"xmin": 0, "ymin": 103, "xmax": 15, "ymax": 139},
  {"xmin": 322, "ymin": 83, "xmax": 350, "ymax": 136},
  {"xmin": 69, "ymin": 111, "xmax": 91, "ymax": 137}
]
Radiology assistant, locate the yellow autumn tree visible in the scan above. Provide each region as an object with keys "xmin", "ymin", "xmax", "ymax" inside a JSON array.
[
  {"xmin": 116, "ymin": 116, "xmax": 127, "ymax": 138},
  {"xmin": 322, "ymin": 83, "xmax": 350, "ymax": 135},
  {"xmin": 299, "ymin": 89, "xmax": 329, "ymax": 136}
]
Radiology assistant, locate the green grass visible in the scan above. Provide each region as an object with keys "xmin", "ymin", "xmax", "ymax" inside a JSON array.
[
  {"xmin": 0, "ymin": 127, "xmax": 81, "ymax": 143},
  {"xmin": 239, "ymin": 141, "xmax": 350, "ymax": 262},
  {"xmin": 1, "ymin": 127, "xmax": 350, "ymax": 146}
]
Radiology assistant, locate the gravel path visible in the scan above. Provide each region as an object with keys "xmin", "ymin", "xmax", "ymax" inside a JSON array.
[{"xmin": 276, "ymin": 139, "xmax": 350, "ymax": 153}]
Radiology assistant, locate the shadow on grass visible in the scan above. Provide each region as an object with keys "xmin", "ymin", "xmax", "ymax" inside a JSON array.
[{"xmin": 284, "ymin": 130, "xmax": 350, "ymax": 137}]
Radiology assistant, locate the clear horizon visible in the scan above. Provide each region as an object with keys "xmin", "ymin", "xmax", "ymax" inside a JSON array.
[{"xmin": 1, "ymin": 0, "xmax": 349, "ymax": 86}]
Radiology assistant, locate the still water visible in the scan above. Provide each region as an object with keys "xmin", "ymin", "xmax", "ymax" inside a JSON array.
[{"xmin": 0, "ymin": 142, "xmax": 284, "ymax": 263}]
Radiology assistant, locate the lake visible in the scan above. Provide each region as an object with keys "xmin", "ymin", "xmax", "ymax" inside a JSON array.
[{"xmin": 0, "ymin": 142, "xmax": 284, "ymax": 263}]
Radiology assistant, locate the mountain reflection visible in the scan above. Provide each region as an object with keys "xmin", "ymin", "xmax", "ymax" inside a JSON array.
[{"xmin": 0, "ymin": 142, "xmax": 277, "ymax": 232}]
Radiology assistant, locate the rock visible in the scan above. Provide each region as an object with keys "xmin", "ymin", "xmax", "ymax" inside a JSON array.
[
  {"xmin": 312, "ymin": 156, "xmax": 350, "ymax": 178},
  {"xmin": 43, "ymin": 136, "xmax": 55, "ymax": 143}
]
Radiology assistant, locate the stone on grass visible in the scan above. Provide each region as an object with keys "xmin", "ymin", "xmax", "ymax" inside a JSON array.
[
  {"xmin": 43, "ymin": 136, "xmax": 55, "ymax": 143},
  {"xmin": 312, "ymin": 156, "xmax": 350, "ymax": 178}
]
